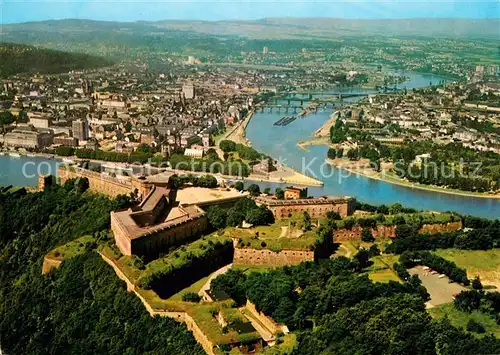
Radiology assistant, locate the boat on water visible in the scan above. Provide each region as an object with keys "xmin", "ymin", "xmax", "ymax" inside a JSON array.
[
  {"xmin": 273, "ymin": 115, "xmax": 297, "ymax": 126},
  {"xmin": 9, "ymin": 152, "xmax": 21, "ymax": 158},
  {"xmin": 26, "ymin": 153, "xmax": 36, "ymax": 157}
]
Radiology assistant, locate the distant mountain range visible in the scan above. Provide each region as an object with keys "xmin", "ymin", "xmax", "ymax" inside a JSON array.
[
  {"xmin": 0, "ymin": 18, "xmax": 498, "ymax": 63},
  {"xmin": 2, "ymin": 18, "xmax": 499, "ymax": 41},
  {"xmin": 155, "ymin": 17, "xmax": 500, "ymax": 39},
  {"xmin": 0, "ymin": 42, "xmax": 113, "ymax": 78}
]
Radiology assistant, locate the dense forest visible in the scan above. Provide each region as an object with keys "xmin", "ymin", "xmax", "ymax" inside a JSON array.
[
  {"xmin": 0, "ymin": 42, "xmax": 113, "ymax": 78},
  {"xmin": 211, "ymin": 258, "xmax": 500, "ymax": 354},
  {"xmin": 0, "ymin": 179, "xmax": 203, "ymax": 354}
]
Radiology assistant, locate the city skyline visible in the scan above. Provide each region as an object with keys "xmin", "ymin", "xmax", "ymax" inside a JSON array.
[{"xmin": 1, "ymin": 0, "xmax": 499, "ymax": 24}]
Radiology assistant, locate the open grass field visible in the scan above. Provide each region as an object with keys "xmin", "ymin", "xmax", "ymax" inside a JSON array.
[
  {"xmin": 429, "ymin": 303, "xmax": 500, "ymax": 338},
  {"xmin": 366, "ymin": 253, "xmax": 401, "ymax": 283},
  {"xmin": 225, "ymin": 215, "xmax": 318, "ymax": 252},
  {"xmin": 434, "ymin": 249, "xmax": 500, "ymax": 289},
  {"xmin": 232, "ymin": 264, "xmax": 274, "ymax": 275},
  {"xmin": 335, "ymin": 241, "xmax": 401, "ymax": 283},
  {"xmin": 47, "ymin": 235, "xmax": 95, "ymax": 261}
]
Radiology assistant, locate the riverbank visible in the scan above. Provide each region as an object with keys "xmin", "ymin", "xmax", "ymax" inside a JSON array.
[
  {"xmin": 314, "ymin": 111, "xmax": 338, "ymax": 138},
  {"xmin": 248, "ymin": 164, "xmax": 323, "ymax": 186},
  {"xmin": 233, "ymin": 110, "xmax": 324, "ymax": 186},
  {"xmin": 297, "ymin": 137, "xmax": 331, "ymax": 151},
  {"xmin": 223, "ymin": 110, "xmax": 254, "ymax": 146},
  {"xmin": 0, "ymin": 148, "xmax": 324, "ymax": 188},
  {"xmin": 326, "ymin": 158, "xmax": 500, "ymax": 200}
]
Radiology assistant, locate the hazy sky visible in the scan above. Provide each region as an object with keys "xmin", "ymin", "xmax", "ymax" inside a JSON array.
[{"xmin": 1, "ymin": 0, "xmax": 499, "ymax": 24}]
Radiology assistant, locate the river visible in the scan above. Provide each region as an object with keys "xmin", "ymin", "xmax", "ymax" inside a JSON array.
[
  {"xmin": 0, "ymin": 74, "xmax": 498, "ymax": 218},
  {"xmin": 245, "ymin": 73, "xmax": 500, "ymax": 219},
  {"xmin": 0, "ymin": 155, "xmax": 60, "ymax": 187}
]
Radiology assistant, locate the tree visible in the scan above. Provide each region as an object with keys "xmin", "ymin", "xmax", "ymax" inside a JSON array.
[
  {"xmin": 137, "ymin": 143, "xmax": 152, "ymax": 154},
  {"xmin": 327, "ymin": 148, "xmax": 336, "ymax": 159},
  {"xmin": 210, "ymin": 269, "xmax": 248, "ymax": 306},
  {"xmin": 472, "ymin": 276, "xmax": 483, "ymax": 290},
  {"xmin": 197, "ymin": 175, "xmax": 218, "ymax": 188},
  {"xmin": 219, "ymin": 140, "xmax": 236, "ymax": 153},
  {"xmin": 302, "ymin": 211, "xmax": 312, "ymax": 232},
  {"xmin": 353, "ymin": 249, "xmax": 373, "ymax": 270},
  {"xmin": 17, "ymin": 110, "xmax": 28, "ymax": 123},
  {"xmin": 207, "ymin": 206, "xmax": 227, "ymax": 230},
  {"xmin": 124, "ymin": 121, "xmax": 132, "ymax": 132},
  {"xmin": 275, "ymin": 187, "xmax": 284, "ymax": 199},
  {"xmin": 233, "ymin": 181, "xmax": 244, "ymax": 191},
  {"xmin": 466, "ymin": 319, "xmax": 486, "ymax": 333},
  {"xmin": 0, "ymin": 111, "xmax": 15, "ymax": 125},
  {"xmin": 55, "ymin": 146, "xmax": 75, "ymax": 156},
  {"xmin": 376, "ymin": 204, "xmax": 389, "ymax": 214},
  {"xmin": 346, "ymin": 148, "xmax": 359, "ymax": 161},
  {"xmin": 182, "ymin": 292, "xmax": 201, "ymax": 303},
  {"xmin": 326, "ymin": 211, "xmax": 341, "ymax": 220},
  {"xmin": 389, "ymin": 203, "xmax": 403, "ymax": 215},
  {"xmin": 263, "ymin": 187, "xmax": 271, "ymax": 195},
  {"xmin": 227, "ymin": 208, "xmax": 245, "ymax": 227},
  {"xmin": 247, "ymin": 184, "xmax": 260, "ymax": 196},
  {"xmin": 361, "ymin": 228, "xmax": 375, "ymax": 242},
  {"xmin": 336, "ymin": 148, "xmax": 344, "ymax": 158},
  {"xmin": 246, "ymin": 206, "xmax": 274, "ymax": 226},
  {"xmin": 330, "ymin": 119, "xmax": 347, "ymax": 143}
]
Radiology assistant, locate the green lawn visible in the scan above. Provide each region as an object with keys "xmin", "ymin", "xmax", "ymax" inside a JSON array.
[
  {"xmin": 188, "ymin": 303, "xmax": 261, "ymax": 346},
  {"xmin": 368, "ymin": 269, "xmax": 400, "ymax": 283},
  {"xmin": 365, "ymin": 254, "xmax": 401, "ymax": 283},
  {"xmin": 47, "ymin": 235, "xmax": 95, "ymax": 261},
  {"xmin": 225, "ymin": 216, "xmax": 318, "ymax": 252},
  {"xmin": 232, "ymin": 264, "xmax": 274, "ymax": 275},
  {"xmin": 434, "ymin": 249, "xmax": 500, "ymax": 289},
  {"xmin": 429, "ymin": 303, "xmax": 500, "ymax": 338}
]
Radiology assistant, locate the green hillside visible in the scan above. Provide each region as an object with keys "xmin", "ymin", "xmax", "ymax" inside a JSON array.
[{"xmin": 0, "ymin": 42, "xmax": 113, "ymax": 77}]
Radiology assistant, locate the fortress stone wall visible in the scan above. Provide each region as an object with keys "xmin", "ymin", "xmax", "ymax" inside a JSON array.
[
  {"xmin": 256, "ymin": 196, "xmax": 356, "ymax": 220},
  {"xmin": 334, "ymin": 225, "xmax": 397, "ymax": 241},
  {"xmin": 58, "ymin": 166, "xmax": 152, "ymax": 198},
  {"xmin": 246, "ymin": 300, "xmax": 288, "ymax": 336},
  {"xmin": 98, "ymin": 252, "xmax": 216, "ymax": 354},
  {"xmin": 112, "ymin": 211, "xmax": 208, "ymax": 257},
  {"xmin": 334, "ymin": 221, "xmax": 463, "ymax": 241},
  {"xmin": 233, "ymin": 246, "xmax": 314, "ymax": 267},
  {"xmin": 419, "ymin": 221, "xmax": 462, "ymax": 234}
]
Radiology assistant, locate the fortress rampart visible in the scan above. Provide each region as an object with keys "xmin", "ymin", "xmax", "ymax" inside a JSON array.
[
  {"xmin": 255, "ymin": 196, "xmax": 356, "ymax": 220},
  {"xmin": 233, "ymin": 245, "xmax": 314, "ymax": 267},
  {"xmin": 58, "ymin": 166, "xmax": 152, "ymax": 198},
  {"xmin": 333, "ymin": 220, "xmax": 463, "ymax": 241}
]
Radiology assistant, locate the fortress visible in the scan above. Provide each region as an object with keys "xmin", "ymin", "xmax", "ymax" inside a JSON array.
[
  {"xmin": 111, "ymin": 186, "xmax": 208, "ymax": 257},
  {"xmin": 255, "ymin": 195, "xmax": 356, "ymax": 219},
  {"xmin": 58, "ymin": 165, "xmax": 153, "ymax": 198},
  {"xmin": 111, "ymin": 186, "xmax": 251, "ymax": 257}
]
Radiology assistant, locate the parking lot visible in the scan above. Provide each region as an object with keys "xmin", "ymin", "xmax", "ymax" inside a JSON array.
[{"xmin": 409, "ymin": 266, "xmax": 467, "ymax": 307}]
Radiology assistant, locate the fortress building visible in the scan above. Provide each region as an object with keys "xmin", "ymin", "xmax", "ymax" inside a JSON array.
[
  {"xmin": 112, "ymin": 186, "xmax": 249, "ymax": 257},
  {"xmin": 255, "ymin": 195, "xmax": 356, "ymax": 220},
  {"xmin": 111, "ymin": 186, "xmax": 207, "ymax": 257}
]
